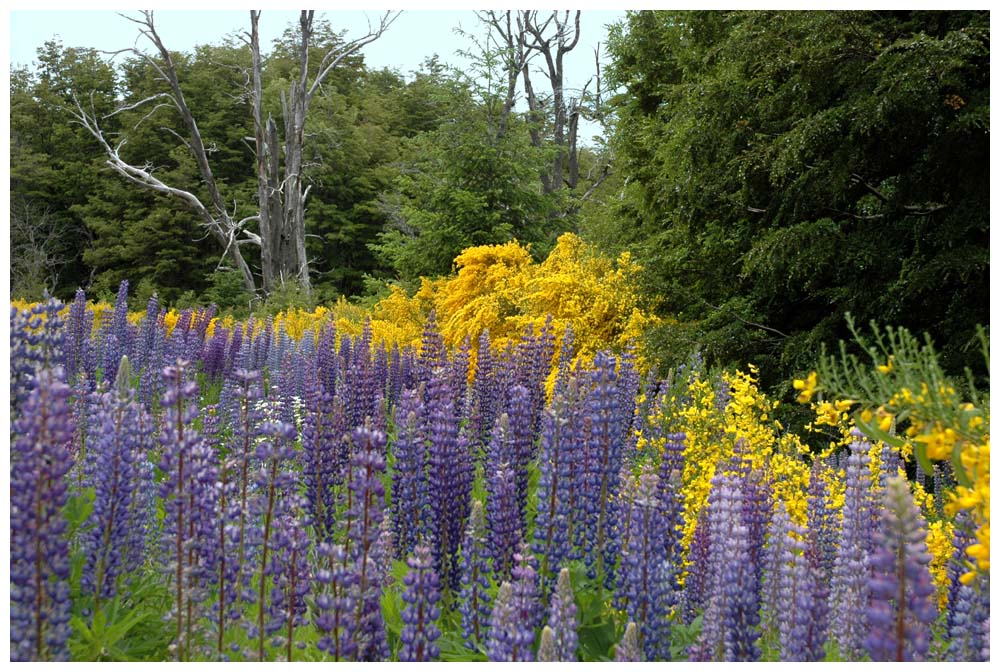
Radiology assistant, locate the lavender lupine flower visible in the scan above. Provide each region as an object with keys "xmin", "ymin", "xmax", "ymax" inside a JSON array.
[
  {"xmin": 425, "ymin": 374, "xmax": 474, "ymax": 594},
  {"xmin": 486, "ymin": 559, "xmax": 537, "ymax": 664},
  {"xmin": 344, "ymin": 425, "xmax": 390, "ymax": 661},
  {"xmin": 689, "ymin": 472, "xmax": 761, "ymax": 662},
  {"xmin": 511, "ymin": 544, "xmax": 542, "ymax": 634},
  {"xmin": 158, "ymin": 360, "xmax": 221, "ymax": 661},
  {"xmin": 266, "ymin": 513, "xmax": 312, "ymax": 661},
  {"xmin": 828, "ymin": 428, "xmax": 874, "ymax": 660},
  {"xmin": 545, "ymin": 568, "xmax": 579, "ymax": 661},
  {"xmin": 391, "ymin": 389, "xmax": 428, "ymax": 557},
  {"xmin": 301, "ymin": 369, "xmax": 349, "ymax": 544},
  {"xmin": 762, "ymin": 502, "xmax": 817, "ymax": 661},
  {"xmin": 537, "ymin": 626, "xmax": 558, "ymax": 662},
  {"xmin": 806, "ymin": 460, "xmax": 838, "ymax": 581},
  {"xmin": 618, "ymin": 468, "xmax": 676, "ymax": 661},
  {"xmin": 533, "ymin": 380, "xmax": 587, "ymax": 587},
  {"xmin": 313, "ymin": 543, "xmax": 358, "ymax": 661},
  {"xmin": 10, "ymin": 369, "xmax": 75, "ymax": 662},
  {"xmin": 10, "ymin": 298, "xmax": 66, "ymax": 410},
  {"xmin": 615, "ymin": 622, "xmax": 642, "ymax": 662},
  {"xmin": 865, "ymin": 476, "xmax": 937, "ymax": 661},
  {"xmin": 139, "ymin": 314, "xmax": 166, "ymax": 406},
  {"xmin": 82, "ymin": 359, "xmax": 156, "ymax": 605},
  {"xmin": 242, "ymin": 420, "xmax": 301, "ymax": 661},
  {"xmin": 947, "ymin": 573, "xmax": 990, "ymax": 661},
  {"xmin": 399, "ymin": 543, "xmax": 443, "ymax": 662},
  {"xmin": 459, "ymin": 501, "xmax": 494, "ymax": 651},
  {"xmin": 487, "ymin": 582, "xmax": 519, "ymax": 661}
]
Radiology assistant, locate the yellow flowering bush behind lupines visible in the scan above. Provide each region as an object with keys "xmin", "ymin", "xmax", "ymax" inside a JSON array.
[{"xmin": 666, "ymin": 366, "xmax": 816, "ymax": 552}]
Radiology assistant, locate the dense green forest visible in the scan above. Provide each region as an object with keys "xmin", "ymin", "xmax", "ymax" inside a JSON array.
[{"xmin": 9, "ymin": 10, "xmax": 990, "ymax": 386}]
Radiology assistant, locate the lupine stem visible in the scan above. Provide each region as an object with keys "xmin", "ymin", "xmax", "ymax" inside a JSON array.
[{"xmin": 258, "ymin": 458, "xmax": 278, "ymax": 661}]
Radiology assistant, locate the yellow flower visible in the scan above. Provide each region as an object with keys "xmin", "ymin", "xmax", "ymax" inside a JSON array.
[
  {"xmin": 877, "ymin": 356, "xmax": 894, "ymax": 374},
  {"xmin": 793, "ymin": 371, "xmax": 818, "ymax": 403}
]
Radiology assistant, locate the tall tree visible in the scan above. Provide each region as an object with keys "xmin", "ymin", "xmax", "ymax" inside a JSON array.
[{"xmin": 606, "ymin": 10, "xmax": 989, "ymax": 383}]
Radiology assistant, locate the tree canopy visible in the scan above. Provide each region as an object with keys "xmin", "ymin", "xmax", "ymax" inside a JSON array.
[{"xmin": 603, "ymin": 10, "xmax": 989, "ymax": 385}]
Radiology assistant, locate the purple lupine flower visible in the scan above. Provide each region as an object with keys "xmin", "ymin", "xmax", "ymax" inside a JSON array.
[
  {"xmin": 387, "ymin": 341, "xmax": 403, "ymax": 408},
  {"xmin": 615, "ymin": 622, "xmax": 642, "ymax": 662},
  {"xmin": 618, "ymin": 468, "xmax": 676, "ymax": 661},
  {"xmin": 828, "ymin": 428, "xmax": 873, "ymax": 660},
  {"xmin": 655, "ymin": 431, "xmax": 686, "ymax": 596},
  {"xmin": 201, "ymin": 327, "xmax": 229, "ymax": 380},
  {"xmin": 425, "ymin": 374, "xmax": 474, "ymax": 594},
  {"xmin": 317, "ymin": 323, "xmax": 339, "ymax": 395},
  {"xmin": 391, "ymin": 389, "xmax": 428, "ymax": 558},
  {"xmin": 450, "ymin": 336, "xmax": 471, "ymax": 419},
  {"xmin": 110, "ymin": 280, "xmax": 131, "ymax": 365},
  {"xmin": 552, "ymin": 324, "xmax": 575, "ymax": 398},
  {"xmin": 158, "ymin": 360, "xmax": 221, "ymax": 661},
  {"xmin": 468, "ymin": 328, "xmax": 496, "ymax": 451},
  {"xmin": 681, "ymin": 511, "xmax": 711, "ymax": 623},
  {"xmin": 504, "ymin": 385, "xmax": 535, "ymax": 528},
  {"xmin": 689, "ymin": 471, "xmax": 761, "ymax": 662},
  {"xmin": 10, "ymin": 368, "xmax": 75, "ymax": 662},
  {"xmin": 266, "ymin": 513, "xmax": 312, "ymax": 661},
  {"xmin": 533, "ymin": 380, "xmax": 587, "ymax": 586},
  {"xmin": 81, "ymin": 358, "xmax": 155, "ymax": 604},
  {"xmin": 580, "ymin": 352, "xmax": 626, "ymax": 584},
  {"xmin": 459, "ymin": 501, "xmax": 493, "ymax": 651},
  {"xmin": 865, "ymin": 476, "xmax": 937, "ymax": 661},
  {"xmin": 64, "ymin": 287, "xmax": 92, "ymax": 384},
  {"xmin": 301, "ymin": 368, "xmax": 349, "ymax": 544},
  {"xmin": 399, "ymin": 543, "xmax": 443, "ymax": 662},
  {"xmin": 313, "ymin": 543, "xmax": 358, "ymax": 661},
  {"xmin": 545, "ymin": 568, "xmax": 579, "ymax": 661},
  {"xmin": 416, "ymin": 310, "xmax": 447, "ymax": 389},
  {"xmin": 344, "ymin": 425, "xmax": 389, "ymax": 661},
  {"xmin": 486, "ymin": 462, "xmax": 521, "ymax": 580}
]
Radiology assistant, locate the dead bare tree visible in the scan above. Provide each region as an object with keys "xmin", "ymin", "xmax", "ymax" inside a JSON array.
[
  {"xmin": 10, "ymin": 199, "xmax": 71, "ymax": 297},
  {"xmin": 72, "ymin": 9, "xmax": 398, "ymax": 296}
]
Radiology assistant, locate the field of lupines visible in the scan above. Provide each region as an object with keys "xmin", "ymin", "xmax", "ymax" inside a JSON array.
[{"xmin": 9, "ymin": 277, "xmax": 990, "ymax": 662}]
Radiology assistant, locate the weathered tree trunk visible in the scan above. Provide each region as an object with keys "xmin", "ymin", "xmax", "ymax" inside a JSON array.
[{"xmin": 75, "ymin": 9, "xmax": 397, "ymax": 297}]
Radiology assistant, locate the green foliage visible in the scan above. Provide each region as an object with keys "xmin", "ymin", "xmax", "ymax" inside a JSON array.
[{"xmin": 605, "ymin": 10, "xmax": 990, "ymax": 388}]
